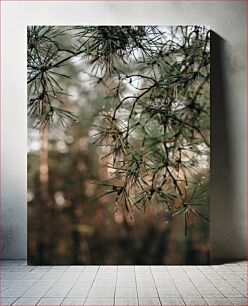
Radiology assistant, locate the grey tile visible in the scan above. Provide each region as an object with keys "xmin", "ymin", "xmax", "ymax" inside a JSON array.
[
  {"xmin": 1, "ymin": 260, "xmax": 246, "ymax": 306},
  {"xmin": 153, "ymin": 274, "xmax": 171, "ymax": 280},
  {"xmin": 84, "ymin": 297, "xmax": 114, "ymax": 305},
  {"xmin": 157, "ymin": 288, "xmax": 180, "ymax": 298},
  {"xmin": 88, "ymin": 287, "xmax": 115, "ymax": 298},
  {"xmin": 118, "ymin": 266, "xmax": 134, "ymax": 272},
  {"xmin": 12, "ymin": 297, "xmax": 40, "ymax": 305},
  {"xmin": 22, "ymin": 283, "xmax": 53, "ymax": 297},
  {"xmin": 197, "ymin": 287, "xmax": 224, "ymax": 298},
  {"xmin": 160, "ymin": 297, "xmax": 185, "ymax": 305},
  {"xmin": 97, "ymin": 271, "xmax": 117, "ymax": 277},
  {"xmin": 2, "ymin": 260, "xmax": 24, "ymax": 266},
  {"xmin": 139, "ymin": 297, "xmax": 161, "ymax": 305},
  {"xmin": 2, "ymin": 289, "xmax": 29, "ymax": 298},
  {"xmin": 45, "ymin": 285, "xmax": 72, "ymax": 297},
  {"xmin": 115, "ymin": 297, "xmax": 138, "ymax": 305},
  {"xmin": 66, "ymin": 266, "xmax": 85, "ymax": 272},
  {"xmin": 137, "ymin": 287, "xmax": 158, "ymax": 298},
  {"xmin": 22, "ymin": 272, "xmax": 46, "ymax": 281},
  {"xmin": 99, "ymin": 266, "xmax": 117, "ymax": 272},
  {"xmin": 116, "ymin": 274, "xmax": 136, "ymax": 280},
  {"xmin": 40, "ymin": 272, "xmax": 63, "ymax": 281},
  {"xmin": 178, "ymin": 289, "xmax": 201, "ymax": 297},
  {"xmin": 83, "ymin": 266, "xmax": 99, "ymax": 273},
  {"xmin": 218, "ymin": 286, "xmax": 244, "ymax": 297},
  {"xmin": 204, "ymin": 297, "xmax": 232, "ymax": 305},
  {"xmin": 92, "ymin": 281, "xmax": 116, "ymax": 288},
  {"xmin": 115, "ymin": 288, "xmax": 137, "ymax": 298},
  {"xmin": 49, "ymin": 266, "xmax": 69, "ymax": 272},
  {"xmin": 4, "ymin": 272, "xmax": 28, "ymax": 280},
  {"xmin": 77, "ymin": 276, "xmax": 96, "ymax": 284},
  {"xmin": 135, "ymin": 266, "xmax": 151, "ymax": 272},
  {"xmin": 136, "ymin": 278, "xmax": 155, "ymax": 287},
  {"xmin": 12, "ymin": 265, "xmax": 35, "ymax": 272},
  {"xmin": 32, "ymin": 266, "xmax": 52, "ymax": 272},
  {"xmin": 37, "ymin": 297, "xmax": 64, "ymax": 305},
  {"xmin": 154, "ymin": 279, "xmax": 175, "ymax": 285},
  {"xmin": 61, "ymin": 297, "xmax": 86, "ymax": 305},
  {"xmin": 182, "ymin": 297, "xmax": 207, "ymax": 305},
  {"xmin": 60, "ymin": 272, "xmax": 81, "ymax": 279},
  {"xmin": 228, "ymin": 297, "xmax": 248, "ymax": 305},
  {"xmin": 0, "ymin": 297, "xmax": 18, "ymax": 305},
  {"xmin": 117, "ymin": 273, "xmax": 136, "ymax": 279},
  {"xmin": 116, "ymin": 279, "xmax": 136, "ymax": 287},
  {"xmin": 67, "ymin": 285, "xmax": 91, "ymax": 297},
  {"xmin": 151, "ymin": 266, "xmax": 166, "ymax": 272},
  {"xmin": 136, "ymin": 274, "xmax": 153, "ymax": 279}
]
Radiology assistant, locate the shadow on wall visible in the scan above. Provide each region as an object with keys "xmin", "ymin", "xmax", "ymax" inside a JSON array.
[{"xmin": 210, "ymin": 32, "xmax": 243, "ymax": 264}]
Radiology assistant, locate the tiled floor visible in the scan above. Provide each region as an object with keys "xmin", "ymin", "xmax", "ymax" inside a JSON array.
[{"xmin": 1, "ymin": 260, "xmax": 247, "ymax": 305}]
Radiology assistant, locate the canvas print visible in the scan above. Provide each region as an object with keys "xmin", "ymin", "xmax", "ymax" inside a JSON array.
[{"xmin": 27, "ymin": 26, "xmax": 210, "ymax": 265}]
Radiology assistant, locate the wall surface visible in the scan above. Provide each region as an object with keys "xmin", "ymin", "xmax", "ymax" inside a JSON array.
[{"xmin": 1, "ymin": 1, "xmax": 247, "ymax": 261}]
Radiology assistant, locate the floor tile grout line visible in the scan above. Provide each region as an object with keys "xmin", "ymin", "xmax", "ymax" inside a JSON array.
[
  {"xmin": 18, "ymin": 264, "xmax": 81, "ymax": 303},
  {"xmin": 134, "ymin": 266, "xmax": 139, "ymax": 305},
  {"xmin": 33, "ymin": 265, "xmax": 53, "ymax": 274},
  {"xmin": 2, "ymin": 260, "xmax": 26, "ymax": 273},
  {"xmin": 61, "ymin": 265, "xmax": 86, "ymax": 304},
  {"xmin": 11, "ymin": 270, "xmax": 45, "ymax": 300},
  {"xmin": 201, "ymin": 296, "xmax": 226, "ymax": 306},
  {"xmin": 233, "ymin": 270, "xmax": 247, "ymax": 282},
  {"xmin": 149, "ymin": 266, "xmax": 162, "ymax": 306},
  {"xmin": 195, "ymin": 265, "xmax": 226, "ymax": 299},
  {"xmin": 210, "ymin": 264, "xmax": 233, "ymax": 273},
  {"xmin": 226, "ymin": 296, "xmax": 247, "ymax": 306},
  {"xmin": 84, "ymin": 266, "xmax": 100, "ymax": 305},
  {"xmin": 211, "ymin": 267, "xmax": 247, "ymax": 297},
  {"xmin": 14, "ymin": 260, "xmax": 36, "ymax": 273},
  {"xmin": 20, "ymin": 279, "xmax": 52, "ymax": 298},
  {"xmin": 205, "ymin": 267, "xmax": 247, "ymax": 297},
  {"xmin": 19, "ymin": 274, "xmax": 57, "ymax": 300},
  {"xmin": 8, "ymin": 295, "xmax": 42, "ymax": 306},
  {"xmin": 9, "ymin": 297, "xmax": 18, "ymax": 306},
  {"xmin": 182, "ymin": 265, "xmax": 207, "ymax": 302},
  {"xmin": 113, "ymin": 266, "xmax": 118, "ymax": 306},
  {"xmin": 35, "ymin": 296, "xmax": 42, "ymax": 306},
  {"xmin": 1, "ymin": 261, "xmax": 247, "ymax": 306},
  {"xmin": 165, "ymin": 266, "xmax": 185, "ymax": 306}
]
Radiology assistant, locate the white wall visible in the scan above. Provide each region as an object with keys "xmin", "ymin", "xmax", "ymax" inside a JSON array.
[{"xmin": 1, "ymin": 1, "xmax": 247, "ymax": 261}]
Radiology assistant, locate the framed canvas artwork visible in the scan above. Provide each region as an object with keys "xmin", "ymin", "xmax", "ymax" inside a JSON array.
[{"xmin": 27, "ymin": 26, "xmax": 210, "ymax": 265}]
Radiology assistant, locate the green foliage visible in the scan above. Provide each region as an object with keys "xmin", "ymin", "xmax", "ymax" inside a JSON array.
[
  {"xmin": 27, "ymin": 26, "xmax": 79, "ymax": 127},
  {"xmin": 27, "ymin": 25, "xmax": 210, "ymax": 235}
]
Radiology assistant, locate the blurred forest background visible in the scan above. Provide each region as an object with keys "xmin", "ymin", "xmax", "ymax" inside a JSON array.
[{"xmin": 27, "ymin": 26, "xmax": 210, "ymax": 265}]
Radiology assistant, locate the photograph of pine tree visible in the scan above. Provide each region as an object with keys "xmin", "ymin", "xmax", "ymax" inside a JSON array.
[{"xmin": 27, "ymin": 26, "xmax": 210, "ymax": 265}]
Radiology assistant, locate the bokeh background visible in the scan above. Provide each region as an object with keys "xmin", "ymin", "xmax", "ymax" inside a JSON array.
[{"xmin": 27, "ymin": 26, "xmax": 210, "ymax": 265}]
